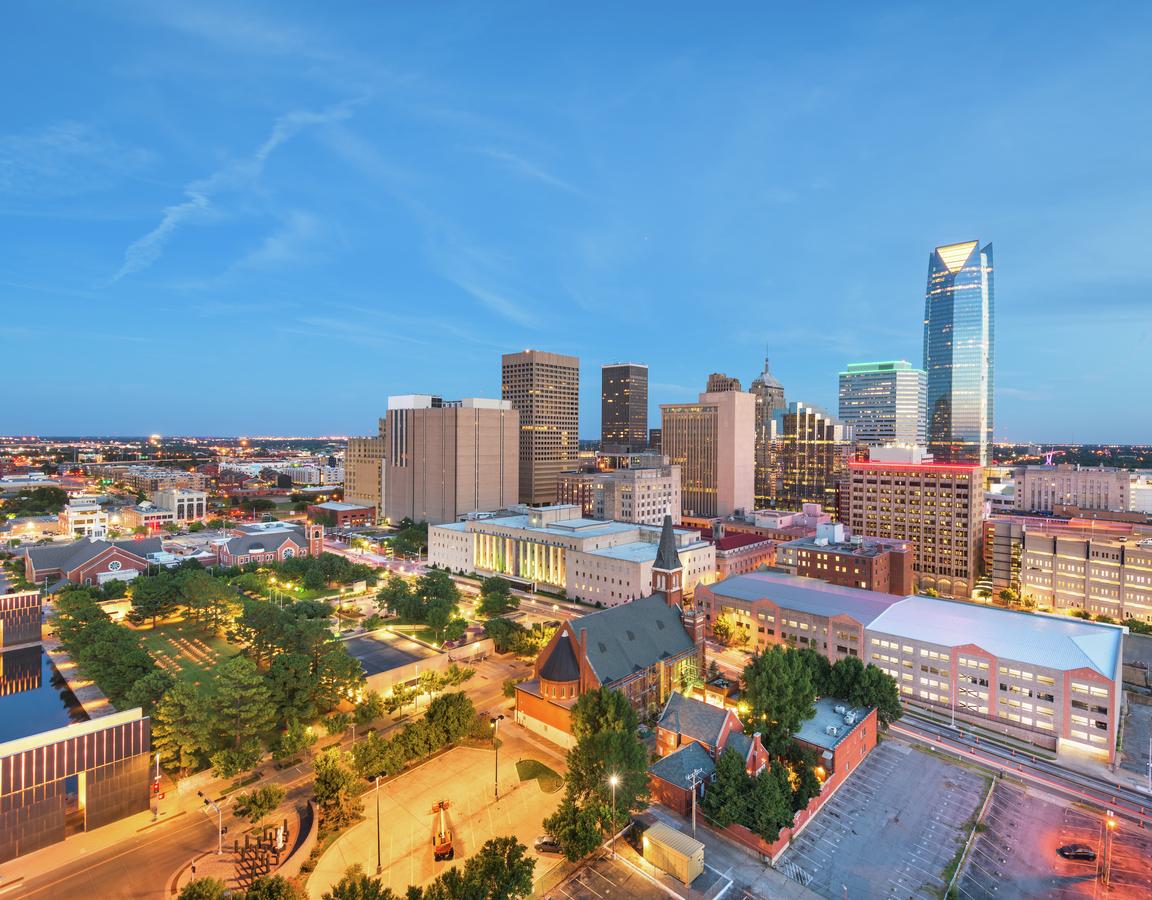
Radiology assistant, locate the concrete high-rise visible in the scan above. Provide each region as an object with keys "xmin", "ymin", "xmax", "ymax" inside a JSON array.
[
  {"xmin": 601, "ymin": 363, "xmax": 648, "ymax": 452},
  {"xmin": 502, "ymin": 350, "xmax": 580, "ymax": 505},
  {"xmin": 661, "ymin": 385, "xmax": 755, "ymax": 518},
  {"xmin": 344, "ymin": 436, "xmax": 387, "ymax": 516},
  {"xmin": 749, "ymin": 354, "xmax": 786, "ymax": 507},
  {"xmin": 847, "ymin": 451, "xmax": 984, "ymax": 599},
  {"xmin": 924, "ymin": 240, "xmax": 995, "ymax": 464},
  {"xmin": 382, "ymin": 395, "xmax": 518, "ymax": 524},
  {"xmin": 838, "ymin": 360, "xmax": 926, "ymax": 446}
]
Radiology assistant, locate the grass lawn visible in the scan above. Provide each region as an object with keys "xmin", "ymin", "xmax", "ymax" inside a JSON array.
[
  {"xmin": 515, "ymin": 758, "xmax": 565, "ymax": 794},
  {"xmin": 137, "ymin": 619, "xmax": 244, "ymax": 684}
]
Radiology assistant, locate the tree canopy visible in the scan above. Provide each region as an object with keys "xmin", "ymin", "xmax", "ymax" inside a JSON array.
[{"xmin": 741, "ymin": 645, "xmax": 817, "ymax": 754}]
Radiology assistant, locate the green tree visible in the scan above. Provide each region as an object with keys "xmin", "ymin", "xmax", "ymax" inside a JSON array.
[
  {"xmin": 796, "ymin": 647, "xmax": 832, "ymax": 696},
  {"xmin": 477, "ymin": 576, "xmax": 518, "ymax": 618},
  {"xmin": 234, "ymin": 785, "xmax": 287, "ymax": 828},
  {"xmin": 129, "ymin": 572, "xmax": 178, "ymax": 628},
  {"xmin": 542, "ymin": 795, "xmax": 603, "ymax": 862},
  {"xmin": 564, "ymin": 689, "xmax": 649, "ymax": 830},
  {"xmin": 241, "ymin": 875, "xmax": 307, "ymax": 900},
  {"xmin": 321, "ymin": 865, "xmax": 399, "ymax": 900},
  {"xmin": 828, "ymin": 655, "xmax": 865, "ymax": 700},
  {"xmin": 998, "ymin": 587, "xmax": 1019, "ymax": 605},
  {"xmin": 746, "ymin": 761, "xmax": 795, "ymax": 843},
  {"xmin": 424, "ymin": 598, "xmax": 457, "ymax": 642},
  {"xmin": 179, "ymin": 877, "xmax": 227, "ymax": 900},
  {"xmin": 701, "ymin": 747, "xmax": 750, "ymax": 827},
  {"xmin": 459, "ymin": 836, "xmax": 535, "ymax": 900},
  {"xmin": 425, "ymin": 692, "xmax": 476, "ymax": 745},
  {"xmin": 484, "ymin": 617, "xmax": 526, "ymax": 653},
  {"xmin": 273, "ymin": 718, "xmax": 318, "ymax": 761},
  {"xmin": 313, "ymin": 749, "xmax": 364, "ymax": 833},
  {"xmin": 376, "ymin": 573, "xmax": 417, "ymax": 618},
  {"xmin": 849, "ymin": 664, "xmax": 903, "ymax": 727},
  {"xmin": 267, "ymin": 652, "xmax": 320, "ymax": 724},
  {"xmin": 416, "ymin": 569, "xmax": 459, "ymax": 610},
  {"xmin": 211, "ymin": 655, "xmax": 275, "ymax": 749},
  {"xmin": 210, "ymin": 740, "xmax": 263, "ymax": 778},
  {"xmin": 741, "ymin": 646, "xmax": 817, "ymax": 754},
  {"xmin": 180, "ymin": 570, "xmax": 238, "ymax": 630},
  {"xmin": 710, "ymin": 613, "xmax": 735, "ymax": 646},
  {"xmin": 153, "ymin": 681, "xmax": 211, "ymax": 774},
  {"xmin": 123, "ymin": 669, "xmax": 176, "ymax": 715},
  {"xmin": 356, "ymin": 690, "xmax": 387, "ymax": 725}
]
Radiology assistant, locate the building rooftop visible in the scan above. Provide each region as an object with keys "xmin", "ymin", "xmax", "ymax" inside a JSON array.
[
  {"xmin": 312, "ymin": 501, "xmax": 373, "ymax": 511},
  {"xmin": 647, "ymin": 740, "xmax": 716, "ymax": 791},
  {"xmin": 868, "ymin": 596, "xmax": 1125, "ymax": 678},
  {"xmin": 794, "ymin": 698, "xmax": 870, "ymax": 753},
  {"xmin": 563, "ymin": 594, "xmax": 697, "ymax": 685},
  {"xmin": 706, "ymin": 571, "xmax": 903, "ymax": 624},
  {"xmin": 778, "ymin": 535, "xmax": 909, "ymax": 558},
  {"xmin": 658, "ymin": 692, "xmax": 732, "ymax": 749}
]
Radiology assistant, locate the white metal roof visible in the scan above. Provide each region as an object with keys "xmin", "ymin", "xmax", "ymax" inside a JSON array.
[{"xmin": 868, "ymin": 596, "xmax": 1125, "ymax": 677}]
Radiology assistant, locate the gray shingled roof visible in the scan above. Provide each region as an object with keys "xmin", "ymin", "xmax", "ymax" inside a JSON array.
[
  {"xmin": 224, "ymin": 532, "xmax": 306, "ymax": 556},
  {"xmin": 26, "ymin": 537, "xmax": 163, "ymax": 574},
  {"xmin": 566, "ymin": 594, "xmax": 696, "ymax": 685},
  {"xmin": 659, "ymin": 692, "xmax": 730, "ymax": 748},
  {"xmin": 724, "ymin": 730, "xmax": 752, "ymax": 763},
  {"xmin": 653, "ymin": 514, "xmax": 682, "ymax": 572},
  {"xmin": 648, "ymin": 741, "xmax": 715, "ymax": 790},
  {"xmin": 540, "ymin": 637, "xmax": 581, "ymax": 682}
]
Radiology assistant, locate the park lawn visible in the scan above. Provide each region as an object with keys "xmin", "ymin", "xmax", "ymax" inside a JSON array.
[
  {"xmin": 515, "ymin": 759, "xmax": 564, "ymax": 794},
  {"xmin": 137, "ymin": 619, "xmax": 243, "ymax": 684}
]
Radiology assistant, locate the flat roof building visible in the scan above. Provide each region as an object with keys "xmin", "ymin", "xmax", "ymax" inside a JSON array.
[
  {"xmin": 601, "ymin": 363, "xmax": 648, "ymax": 452},
  {"xmin": 776, "ymin": 523, "xmax": 915, "ymax": 596},
  {"xmin": 502, "ymin": 350, "xmax": 579, "ymax": 505},
  {"xmin": 838, "ymin": 360, "xmax": 926, "ymax": 447}
]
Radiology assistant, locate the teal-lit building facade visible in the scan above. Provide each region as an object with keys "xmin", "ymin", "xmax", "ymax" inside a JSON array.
[{"xmin": 923, "ymin": 241, "xmax": 995, "ymax": 464}]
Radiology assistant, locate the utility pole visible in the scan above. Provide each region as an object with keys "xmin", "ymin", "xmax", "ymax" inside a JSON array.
[
  {"xmin": 197, "ymin": 791, "xmax": 225, "ymax": 855},
  {"xmin": 687, "ymin": 768, "xmax": 705, "ymax": 837}
]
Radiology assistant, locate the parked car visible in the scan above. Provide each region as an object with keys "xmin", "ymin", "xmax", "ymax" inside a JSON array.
[
  {"xmin": 1057, "ymin": 844, "xmax": 1097, "ymax": 861},
  {"xmin": 534, "ymin": 835, "xmax": 562, "ymax": 855}
]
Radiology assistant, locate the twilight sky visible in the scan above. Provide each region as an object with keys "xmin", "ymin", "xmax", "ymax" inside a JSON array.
[{"xmin": 3, "ymin": 2, "xmax": 1150, "ymax": 441}]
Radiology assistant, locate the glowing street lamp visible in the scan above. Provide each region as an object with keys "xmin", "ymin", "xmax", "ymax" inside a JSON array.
[{"xmin": 608, "ymin": 774, "xmax": 620, "ymax": 858}]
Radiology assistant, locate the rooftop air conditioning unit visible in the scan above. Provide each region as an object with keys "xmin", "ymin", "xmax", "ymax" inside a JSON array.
[
  {"xmin": 825, "ymin": 725, "xmax": 839, "ymax": 736},
  {"xmin": 844, "ymin": 713, "xmax": 856, "ymax": 725},
  {"xmin": 834, "ymin": 705, "xmax": 846, "ymax": 714}
]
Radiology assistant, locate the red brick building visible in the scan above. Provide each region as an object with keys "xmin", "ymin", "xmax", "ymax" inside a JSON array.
[
  {"xmin": 214, "ymin": 522, "xmax": 324, "ymax": 567},
  {"xmin": 775, "ymin": 524, "xmax": 914, "ymax": 596},
  {"xmin": 23, "ymin": 537, "xmax": 164, "ymax": 588},
  {"xmin": 307, "ymin": 501, "xmax": 376, "ymax": 528},
  {"xmin": 699, "ymin": 525, "xmax": 777, "ymax": 579}
]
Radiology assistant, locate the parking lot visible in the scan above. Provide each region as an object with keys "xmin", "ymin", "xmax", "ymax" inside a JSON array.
[
  {"xmin": 1120, "ymin": 694, "xmax": 1152, "ymax": 785},
  {"xmin": 957, "ymin": 782, "xmax": 1152, "ymax": 899},
  {"xmin": 308, "ymin": 738, "xmax": 566, "ymax": 897},
  {"xmin": 552, "ymin": 853, "xmax": 670, "ymax": 900},
  {"xmin": 776, "ymin": 740, "xmax": 989, "ymax": 898}
]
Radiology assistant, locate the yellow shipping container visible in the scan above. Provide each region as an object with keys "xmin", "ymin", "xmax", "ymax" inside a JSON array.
[{"xmin": 641, "ymin": 821, "xmax": 705, "ymax": 885}]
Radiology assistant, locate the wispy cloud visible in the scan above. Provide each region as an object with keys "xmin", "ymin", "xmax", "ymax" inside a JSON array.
[
  {"xmin": 112, "ymin": 101, "xmax": 360, "ymax": 282},
  {"xmin": 477, "ymin": 147, "xmax": 586, "ymax": 196},
  {"xmin": 0, "ymin": 122, "xmax": 154, "ymax": 196},
  {"xmin": 238, "ymin": 211, "xmax": 326, "ymax": 269}
]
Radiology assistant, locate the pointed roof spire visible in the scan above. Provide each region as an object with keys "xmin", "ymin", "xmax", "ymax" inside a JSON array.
[{"xmin": 654, "ymin": 514, "xmax": 682, "ymax": 571}]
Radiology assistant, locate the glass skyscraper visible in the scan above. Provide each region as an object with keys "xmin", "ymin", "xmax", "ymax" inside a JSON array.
[
  {"xmin": 838, "ymin": 360, "xmax": 926, "ymax": 446},
  {"xmin": 923, "ymin": 240, "xmax": 995, "ymax": 464}
]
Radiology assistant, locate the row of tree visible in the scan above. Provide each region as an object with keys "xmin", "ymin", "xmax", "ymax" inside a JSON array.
[
  {"xmin": 483, "ymin": 618, "xmax": 556, "ymax": 656},
  {"xmin": 702, "ymin": 745, "xmax": 821, "ymax": 843},
  {"xmin": 350, "ymin": 691, "xmax": 480, "ymax": 781},
  {"xmin": 129, "ymin": 564, "xmax": 238, "ymax": 630}
]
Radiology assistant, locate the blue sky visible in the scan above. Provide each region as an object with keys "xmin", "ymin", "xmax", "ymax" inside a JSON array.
[{"xmin": 3, "ymin": 2, "xmax": 1150, "ymax": 441}]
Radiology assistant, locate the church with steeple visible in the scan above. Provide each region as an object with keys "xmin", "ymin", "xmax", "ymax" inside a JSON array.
[{"xmin": 513, "ymin": 515, "xmax": 706, "ymax": 747}]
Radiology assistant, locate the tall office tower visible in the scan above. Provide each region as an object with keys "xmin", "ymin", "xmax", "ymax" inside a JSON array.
[
  {"xmin": 383, "ymin": 395, "xmax": 519, "ymax": 524},
  {"xmin": 924, "ymin": 240, "xmax": 995, "ymax": 464},
  {"xmin": 706, "ymin": 372, "xmax": 743, "ymax": 393},
  {"xmin": 773, "ymin": 402, "xmax": 854, "ymax": 514},
  {"xmin": 344, "ymin": 436, "xmax": 387, "ymax": 517},
  {"xmin": 648, "ymin": 428, "xmax": 662, "ymax": 453},
  {"xmin": 838, "ymin": 360, "xmax": 926, "ymax": 446},
  {"xmin": 750, "ymin": 355, "xmax": 786, "ymax": 507},
  {"xmin": 601, "ymin": 363, "xmax": 648, "ymax": 452},
  {"xmin": 501, "ymin": 350, "xmax": 580, "ymax": 505},
  {"xmin": 661, "ymin": 388, "xmax": 755, "ymax": 518},
  {"xmin": 847, "ymin": 449, "xmax": 984, "ymax": 599}
]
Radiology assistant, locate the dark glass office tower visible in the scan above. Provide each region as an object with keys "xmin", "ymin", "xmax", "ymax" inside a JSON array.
[
  {"xmin": 923, "ymin": 241, "xmax": 995, "ymax": 464},
  {"xmin": 601, "ymin": 363, "xmax": 648, "ymax": 452}
]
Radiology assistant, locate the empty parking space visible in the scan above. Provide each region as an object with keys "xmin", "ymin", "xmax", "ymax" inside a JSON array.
[
  {"xmin": 777, "ymin": 740, "xmax": 987, "ymax": 898},
  {"xmin": 555, "ymin": 854, "xmax": 669, "ymax": 900},
  {"xmin": 957, "ymin": 782, "xmax": 1152, "ymax": 899}
]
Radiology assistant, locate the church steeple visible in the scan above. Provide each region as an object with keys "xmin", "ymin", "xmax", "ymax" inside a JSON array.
[{"xmin": 652, "ymin": 514, "xmax": 683, "ymax": 608}]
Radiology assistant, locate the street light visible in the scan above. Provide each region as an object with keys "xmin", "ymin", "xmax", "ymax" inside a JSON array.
[
  {"xmin": 1102, "ymin": 812, "xmax": 1117, "ymax": 885},
  {"xmin": 375, "ymin": 775, "xmax": 383, "ymax": 875},
  {"xmin": 608, "ymin": 774, "xmax": 620, "ymax": 859},
  {"xmin": 197, "ymin": 791, "xmax": 225, "ymax": 855},
  {"xmin": 490, "ymin": 714, "xmax": 505, "ymax": 799}
]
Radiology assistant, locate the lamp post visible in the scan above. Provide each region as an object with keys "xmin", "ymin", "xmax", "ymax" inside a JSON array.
[
  {"xmin": 490, "ymin": 715, "xmax": 505, "ymax": 799},
  {"xmin": 1102, "ymin": 812, "xmax": 1116, "ymax": 886},
  {"xmin": 608, "ymin": 774, "xmax": 619, "ymax": 859},
  {"xmin": 375, "ymin": 775, "xmax": 383, "ymax": 875}
]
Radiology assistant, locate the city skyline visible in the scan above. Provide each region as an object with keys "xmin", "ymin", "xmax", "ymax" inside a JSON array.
[{"xmin": 4, "ymin": 3, "xmax": 1151, "ymax": 441}]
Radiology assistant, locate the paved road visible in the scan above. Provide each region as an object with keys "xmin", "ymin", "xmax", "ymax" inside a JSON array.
[{"xmin": 10, "ymin": 812, "xmax": 217, "ymax": 899}]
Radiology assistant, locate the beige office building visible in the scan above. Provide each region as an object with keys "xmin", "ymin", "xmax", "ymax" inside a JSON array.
[
  {"xmin": 847, "ymin": 456, "xmax": 984, "ymax": 599},
  {"xmin": 1020, "ymin": 523, "xmax": 1152, "ymax": 622},
  {"xmin": 383, "ymin": 395, "xmax": 518, "ymax": 525},
  {"xmin": 502, "ymin": 350, "xmax": 580, "ymax": 505},
  {"xmin": 557, "ymin": 463, "xmax": 681, "ymax": 525},
  {"xmin": 344, "ymin": 436, "xmax": 387, "ymax": 516},
  {"xmin": 1013, "ymin": 464, "xmax": 1133, "ymax": 514},
  {"xmin": 661, "ymin": 388, "xmax": 755, "ymax": 518}
]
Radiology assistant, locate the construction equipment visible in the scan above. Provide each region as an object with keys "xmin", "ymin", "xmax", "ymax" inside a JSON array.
[{"xmin": 431, "ymin": 800, "xmax": 454, "ymax": 861}]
